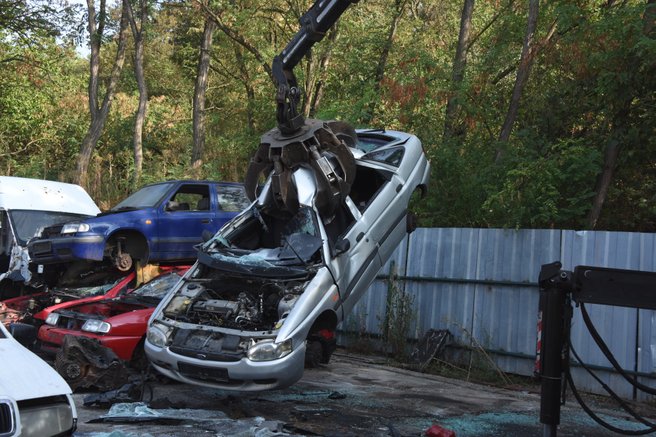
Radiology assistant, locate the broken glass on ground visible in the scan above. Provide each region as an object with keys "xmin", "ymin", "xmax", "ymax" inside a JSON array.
[{"xmin": 90, "ymin": 402, "xmax": 295, "ymax": 436}]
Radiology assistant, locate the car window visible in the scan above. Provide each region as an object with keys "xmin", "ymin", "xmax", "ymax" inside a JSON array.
[
  {"xmin": 361, "ymin": 146, "xmax": 404, "ymax": 167},
  {"xmin": 167, "ymin": 184, "xmax": 210, "ymax": 212},
  {"xmin": 349, "ymin": 165, "xmax": 390, "ymax": 212},
  {"xmin": 132, "ymin": 272, "xmax": 182, "ymax": 298},
  {"xmin": 113, "ymin": 183, "xmax": 173, "ymax": 210},
  {"xmin": 356, "ymin": 133, "xmax": 398, "ymax": 152},
  {"xmin": 218, "ymin": 186, "xmax": 250, "ymax": 212}
]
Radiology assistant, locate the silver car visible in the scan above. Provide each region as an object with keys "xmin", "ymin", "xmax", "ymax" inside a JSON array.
[{"xmin": 145, "ymin": 128, "xmax": 430, "ymax": 391}]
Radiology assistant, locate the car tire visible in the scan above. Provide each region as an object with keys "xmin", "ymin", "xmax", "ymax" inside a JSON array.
[{"xmin": 305, "ymin": 340, "xmax": 323, "ymax": 368}]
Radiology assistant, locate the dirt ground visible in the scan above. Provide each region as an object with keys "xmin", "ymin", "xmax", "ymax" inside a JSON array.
[{"xmin": 72, "ymin": 352, "xmax": 655, "ymax": 436}]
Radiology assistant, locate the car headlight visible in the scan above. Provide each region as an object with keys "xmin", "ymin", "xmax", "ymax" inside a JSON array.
[
  {"xmin": 147, "ymin": 322, "xmax": 173, "ymax": 348},
  {"xmin": 45, "ymin": 313, "xmax": 60, "ymax": 326},
  {"xmin": 81, "ymin": 319, "xmax": 111, "ymax": 333},
  {"xmin": 247, "ymin": 338, "xmax": 292, "ymax": 362},
  {"xmin": 61, "ymin": 223, "xmax": 90, "ymax": 234}
]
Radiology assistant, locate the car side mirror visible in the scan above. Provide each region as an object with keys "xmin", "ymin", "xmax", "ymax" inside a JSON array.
[{"xmin": 333, "ymin": 238, "xmax": 350, "ymax": 257}]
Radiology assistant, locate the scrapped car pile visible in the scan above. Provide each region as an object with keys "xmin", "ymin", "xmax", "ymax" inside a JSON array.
[
  {"xmin": 1, "ymin": 123, "xmax": 428, "ymax": 397},
  {"xmin": 1, "ymin": 10, "xmax": 429, "ymax": 433}
]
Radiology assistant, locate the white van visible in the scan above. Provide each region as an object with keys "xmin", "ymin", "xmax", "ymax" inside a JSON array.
[
  {"xmin": 0, "ymin": 322, "xmax": 77, "ymax": 435},
  {"xmin": 0, "ymin": 177, "xmax": 100, "ymax": 290}
]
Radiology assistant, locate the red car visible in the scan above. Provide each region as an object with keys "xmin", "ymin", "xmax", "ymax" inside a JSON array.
[
  {"xmin": 0, "ymin": 271, "xmax": 136, "ymax": 327},
  {"xmin": 38, "ymin": 266, "xmax": 189, "ymax": 365}
]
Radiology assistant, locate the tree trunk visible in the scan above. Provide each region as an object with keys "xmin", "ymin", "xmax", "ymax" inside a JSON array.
[
  {"xmin": 587, "ymin": 140, "xmax": 620, "ymax": 229},
  {"xmin": 234, "ymin": 46, "xmax": 255, "ymax": 132},
  {"xmin": 645, "ymin": 0, "xmax": 656, "ymax": 37},
  {"xmin": 308, "ymin": 27, "xmax": 338, "ymax": 118},
  {"xmin": 586, "ymin": 0, "xmax": 655, "ymax": 227},
  {"xmin": 443, "ymin": 0, "xmax": 475, "ymax": 141},
  {"xmin": 76, "ymin": 0, "xmax": 129, "ymax": 188},
  {"xmin": 127, "ymin": 0, "xmax": 148, "ymax": 186},
  {"xmin": 496, "ymin": 0, "xmax": 539, "ymax": 162},
  {"xmin": 364, "ymin": 0, "xmax": 407, "ymax": 124},
  {"xmin": 192, "ymin": 17, "xmax": 216, "ymax": 169},
  {"xmin": 196, "ymin": 1, "xmax": 273, "ymax": 82}
]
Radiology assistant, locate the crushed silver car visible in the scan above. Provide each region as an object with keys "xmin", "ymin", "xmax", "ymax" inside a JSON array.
[{"xmin": 145, "ymin": 126, "xmax": 429, "ymax": 390}]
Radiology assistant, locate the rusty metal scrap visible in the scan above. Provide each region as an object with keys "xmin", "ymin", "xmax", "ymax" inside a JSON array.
[{"xmin": 54, "ymin": 335, "xmax": 129, "ymax": 391}]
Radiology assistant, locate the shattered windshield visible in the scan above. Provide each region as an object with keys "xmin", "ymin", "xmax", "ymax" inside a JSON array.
[
  {"xmin": 132, "ymin": 273, "xmax": 182, "ymax": 298},
  {"xmin": 53, "ymin": 277, "xmax": 124, "ymax": 299},
  {"xmin": 112, "ymin": 183, "xmax": 173, "ymax": 211},
  {"xmin": 201, "ymin": 206, "xmax": 322, "ymax": 275},
  {"xmin": 9, "ymin": 210, "xmax": 92, "ymax": 245}
]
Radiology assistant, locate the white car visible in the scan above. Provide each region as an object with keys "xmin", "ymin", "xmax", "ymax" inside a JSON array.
[
  {"xmin": 146, "ymin": 126, "xmax": 430, "ymax": 391},
  {"xmin": 0, "ymin": 323, "xmax": 77, "ymax": 436},
  {"xmin": 0, "ymin": 176, "xmax": 100, "ymax": 293}
]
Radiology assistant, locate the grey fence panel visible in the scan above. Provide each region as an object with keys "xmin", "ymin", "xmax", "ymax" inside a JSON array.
[
  {"xmin": 471, "ymin": 229, "xmax": 560, "ymax": 376},
  {"xmin": 408, "ymin": 280, "xmax": 476, "ymax": 344},
  {"xmin": 408, "ymin": 228, "xmax": 481, "ymax": 280},
  {"xmin": 640, "ymin": 310, "xmax": 656, "ymax": 397},
  {"xmin": 406, "ymin": 228, "xmax": 481, "ymax": 344},
  {"xmin": 337, "ymin": 227, "xmax": 656, "ymax": 400},
  {"xmin": 474, "ymin": 228, "xmax": 561, "ymax": 283}
]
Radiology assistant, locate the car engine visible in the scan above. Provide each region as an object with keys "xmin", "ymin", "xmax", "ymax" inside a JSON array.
[{"xmin": 163, "ymin": 274, "xmax": 307, "ymax": 331}]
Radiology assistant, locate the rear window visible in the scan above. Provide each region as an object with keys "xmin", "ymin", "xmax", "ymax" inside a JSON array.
[
  {"xmin": 356, "ymin": 133, "xmax": 398, "ymax": 152},
  {"xmin": 361, "ymin": 146, "xmax": 405, "ymax": 167}
]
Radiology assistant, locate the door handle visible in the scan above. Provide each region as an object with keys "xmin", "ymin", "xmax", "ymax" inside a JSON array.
[{"xmin": 201, "ymin": 219, "xmax": 210, "ymax": 224}]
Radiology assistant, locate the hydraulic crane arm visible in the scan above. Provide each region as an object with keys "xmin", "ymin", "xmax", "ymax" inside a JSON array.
[{"xmin": 273, "ymin": 0, "xmax": 357, "ymax": 135}]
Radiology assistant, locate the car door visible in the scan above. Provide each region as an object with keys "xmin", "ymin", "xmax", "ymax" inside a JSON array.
[
  {"xmin": 156, "ymin": 183, "xmax": 215, "ymax": 259},
  {"xmin": 325, "ymin": 196, "xmax": 382, "ymax": 319}
]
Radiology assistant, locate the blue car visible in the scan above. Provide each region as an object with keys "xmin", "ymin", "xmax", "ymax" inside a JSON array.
[{"xmin": 28, "ymin": 180, "xmax": 250, "ymax": 271}]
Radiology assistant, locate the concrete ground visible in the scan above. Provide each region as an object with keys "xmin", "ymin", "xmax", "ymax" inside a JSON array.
[{"xmin": 72, "ymin": 352, "xmax": 655, "ymax": 436}]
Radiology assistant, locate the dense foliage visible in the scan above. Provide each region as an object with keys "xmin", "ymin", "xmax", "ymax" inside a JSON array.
[{"xmin": 0, "ymin": 0, "xmax": 654, "ymax": 229}]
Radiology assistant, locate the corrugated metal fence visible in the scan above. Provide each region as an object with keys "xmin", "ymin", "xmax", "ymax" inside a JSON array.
[{"xmin": 338, "ymin": 228, "xmax": 656, "ymax": 400}]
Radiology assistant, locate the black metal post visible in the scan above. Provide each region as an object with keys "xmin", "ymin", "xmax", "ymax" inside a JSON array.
[{"xmin": 538, "ymin": 263, "xmax": 573, "ymax": 437}]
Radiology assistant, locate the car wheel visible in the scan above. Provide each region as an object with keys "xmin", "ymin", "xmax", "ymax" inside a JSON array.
[
  {"xmin": 55, "ymin": 349, "xmax": 87, "ymax": 387},
  {"xmin": 305, "ymin": 340, "xmax": 323, "ymax": 368},
  {"xmin": 114, "ymin": 251, "xmax": 133, "ymax": 272}
]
